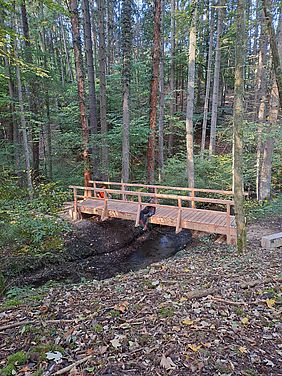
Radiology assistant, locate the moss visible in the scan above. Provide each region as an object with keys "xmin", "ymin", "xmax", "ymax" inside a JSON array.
[
  {"xmin": 0, "ymin": 363, "xmax": 15, "ymax": 376},
  {"xmin": 158, "ymin": 307, "xmax": 175, "ymax": 318},
  {"xmin": 92, "ymin": 323, "xmax": 103, "ymax": 333},
  {"xmin": 0, "ymin": 272, "xmax": 5, "ymax": 296},
  {"xmin": 2, "ymin": 298, "xmax": 22, "ymax": 308},
  {"xmin": 109, "ymin": 309, "xmax": 120, "ymax": 318},
  {"xmin": 1, "ymin": 351, "xmax": 28, "ymax": 375}
]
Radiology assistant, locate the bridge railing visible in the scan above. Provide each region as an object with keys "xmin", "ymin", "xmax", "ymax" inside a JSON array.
[{"xmin": 69, "ymin": 184, "xmax": 235, "ymax": 242}]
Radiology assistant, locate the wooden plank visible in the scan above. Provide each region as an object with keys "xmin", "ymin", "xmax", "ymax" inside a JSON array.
[{"xmin": 261, "ymin": 233, "xmax": 282, "ymax": 249}]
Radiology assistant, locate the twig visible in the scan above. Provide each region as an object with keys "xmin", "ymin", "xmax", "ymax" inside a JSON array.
[
  {"xmin": 240, "ymin": 277, "xmax": 282, "ymax": 289},
  {"xmin": 211, "ymin": 296, "xmax": 248, "ymax": 306},
  {"xmin": 53, "ymin": 355, "xmax": 93, "ymax": 375},
  {"xmin": 0, "ymin": 318, "xmax": 73, "ymax": 331}
]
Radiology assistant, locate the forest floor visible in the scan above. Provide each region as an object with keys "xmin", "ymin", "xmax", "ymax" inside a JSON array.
[{"xmin": 0, "ymin": 215, "xmax": 281, "ymax": 376}]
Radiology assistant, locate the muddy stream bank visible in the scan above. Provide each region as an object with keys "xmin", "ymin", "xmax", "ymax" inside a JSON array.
[{"xmin": 9, "ymin": 218, "xmax": 192, "ymax": 287}]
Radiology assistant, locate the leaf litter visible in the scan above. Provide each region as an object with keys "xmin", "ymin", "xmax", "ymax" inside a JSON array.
[{"xmin": 0, "ymin": 219, "xmax": 281, "ymax": 375}]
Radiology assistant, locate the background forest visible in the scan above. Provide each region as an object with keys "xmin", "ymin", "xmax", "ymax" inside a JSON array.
[{"xmin": 0, "ymin": 0, "xmax": 281, "ymax": 256}]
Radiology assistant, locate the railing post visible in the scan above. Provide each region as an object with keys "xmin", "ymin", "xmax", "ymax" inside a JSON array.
[
  {"xmin": 135, "ymin": 193, "xmax": 142, "ymax": 227},
  {"xmin": 176, "ymin": 198, "xmax": 182, "ymax": 234},
  {"xmin": 101, "ymin": 191, "xmax": 109, "ymax": 221},
  {"xmin": 93, "ymin": 181, "xmax": 97, "ymax": 198},
  {"xmin": 191, "ymin": 189, "xmax": 195, "ymax": 208},
  {"xmin": 73, "ymin": 187, "xmax": 77, "ymax": 213},
  {"xmin": 226, "ymin": 202, "xmax": 231, "ymax": 244}
]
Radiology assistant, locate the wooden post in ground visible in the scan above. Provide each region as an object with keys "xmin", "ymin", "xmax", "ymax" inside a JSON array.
[
  {"xmin": 226, "ymin": 202, "xmax": 231, "ymax": 244},
  {"xmin": 191, "ymin": 188, "xmax": 195, "ymax": 208},
  {"xmin": 101, "ymin": 190, "xmax": 108, "ymax": 221},
  {"xmin": 135, "ymin": 193, "xmax": 142, "ymax": 227},
  {"xmin": 176, "ymin": 198, "xmax": 182, "ymax": 233}
]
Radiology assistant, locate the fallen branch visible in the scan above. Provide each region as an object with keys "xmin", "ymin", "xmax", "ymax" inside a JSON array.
[
  {"xmin": 0, "ymin": 318, "xmax": 73, "ymax": 331},
  {"xmin": 240, "ymin": 277, "xmax": 282, "ymax": 289},
  {"xmin": 185, "ymin": 287, "xmax": 218, "ymax": 300},
  {"xmin": 53, "ymin": 355, "xmax": 93, "ymax": 375},
  {"xmin": 211, "ymin": 296, "xmax": 248, "ymax": 306}
]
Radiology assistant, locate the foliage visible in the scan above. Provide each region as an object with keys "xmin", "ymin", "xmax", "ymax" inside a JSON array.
[{"xmin": 0, "ymin": 176, "xmax": 70, "ymax": 255}]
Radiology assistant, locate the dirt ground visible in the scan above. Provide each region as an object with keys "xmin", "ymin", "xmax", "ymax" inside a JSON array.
[{"xmin": 0, "ymin": 216, "xmax": 281, "ymax": 375}]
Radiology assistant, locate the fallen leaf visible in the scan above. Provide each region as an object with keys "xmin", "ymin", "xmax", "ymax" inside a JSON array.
[
  {"xmin": 241, "ymin": 317, "xmax": 249, "ymax": 325},
  {"xmin": 187, "ymin": 343, "xmax": 202, "ymax": 352},
  {"xmin": 239, "ymin": 346, "xmax": 248, "ymax": 354},
  {"xmin": 180, "ymin": 297, "xmax": 187, "ymax": 302},
  {"xmin": 46, "ymin": 351, "xmax": 62, "ymax": 363},
  {"xmin": 160, "ymin": 354, "xmax": 177, "ymax": 370},
  {"xmin": 110, "ymin": 335, "xmax": 125, "ymax": 349},
  {"xmin": 183, "ymin": 268, "xmax": 189, "ymax": 272},
  {"xmin": 263, "ymin": 359, "xmax": 275, "ymax": 367},
  {"xmin": 114, "ymin": 301, "xmax": 129, "ymax": 313},
  {"xmin": 265, "ymin": 298, "xmax": 276, "ymax": 309},
  {"xmin": 182, "ymin": 318, "xmax": 194, "ymax": 326}
]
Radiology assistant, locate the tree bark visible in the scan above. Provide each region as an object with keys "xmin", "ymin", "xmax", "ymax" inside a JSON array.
[
  {"xmin": 97, "ymin": 0, "xmax": 109, "ymax": 180},
  {"xmin": 186, "ymin": 1, "xmax": 197, "ymax": 188},
  {"xmin": 14, "ymin": 19, "xmax": 33, "ymax": 199},
  {"xmin": 262, "ymin": 0, "xmax": 282, "ymax": 109},
  {"xmin": 121, "ymin": 0, "xmax": 133, "ymax": 183},
  {"xmin": 258, "ymin": 77, "xmax": 279, "ymax": 201},
  {"xmin": 233, "ymin": 0, "xmax": 247, "ymax": 253},
  {"xmin": 70, "ymin": 0, "xmax": 91, "ymax": 187},
  {"xmin": 82, "ymin": 0, "xmax": 99, "ymax": 178},
  {"xmin": 147, "ymin": 0, "xmax": 161, "ymax": 184},
  {"xmin": 255, "ymin": 18, "xmax": 268, "ymax": 200},
  {"xmin": 201, "ymin": 3, "xmax": 214, "ymax": 158},
  {"xmin": 21, "ymin": 0, "xmax": 40, "ymax": 178},
  {"xmin": 158, "ymin": 0, "xmax": 165, "ymax": 182},
  {"xmin": 168, "ymin": 0, "xmax": 176, "ymax": 156},
  {"xmin": 209, "ymin": 0, "xmax": 224, "ymax": 157}
]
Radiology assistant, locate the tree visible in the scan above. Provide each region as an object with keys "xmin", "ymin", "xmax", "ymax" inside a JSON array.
[
  {"xmin": 97, "ymin": 0, "xmax": 109, "ymax": 180},
  {"xmin": 70, "ymin": 0, "xmax": 91, "ymax": 187},
  {"xmin": 158, "ymin": 0, "xmax": 165, "ymax": 181},
  {"xmin": 121, "ymin": 0, "xmax": 133, "ymax": 183},
  {"xmin": 209, "ymin": 0, "xmax": 224, "ymax": 157},
  {"xmin": 14, "ymin": 17, "xmax": 33, "ymax": 199},
  {"xmin": 82, "ymin": 0, "xmax": 99, "ymax": 178},
  {"xmin": 262, "ymin": 0, "xmax": 282, "ymax": 109},
  {"xmin": 147, "ymin": 0, "xmax": 161, "ymax": 184},
  {"xmin": 186, "ymin": 1, "xmax": 197, "ymax": 188},
  {"xmin": 233, "ymin": 0, "xmax": 247, "ymax": 253},
  {"xmin": 201, "ymin": 3, "xmax": 214, "ymax": 158},
  {"xmin": 21, "ymin": 0, "xmax": 40, "ymax": 177},
  {"xmin": 168, "ymin": 0, "xmax": 176, "ymax": 156}
]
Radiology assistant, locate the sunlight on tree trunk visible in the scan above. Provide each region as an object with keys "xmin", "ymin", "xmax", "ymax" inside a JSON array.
[{"xmin": 233, "ymin": 0, "xmax": 247, "ymax": 253}]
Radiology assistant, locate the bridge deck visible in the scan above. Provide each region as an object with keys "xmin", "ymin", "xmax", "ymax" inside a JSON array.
[{"xmin": 78, "ymin": 198, "xmax": 236, "ymax": 242}]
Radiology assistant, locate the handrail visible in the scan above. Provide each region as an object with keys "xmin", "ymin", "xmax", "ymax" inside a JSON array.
[
  {"xmin": 69, "ymin": 185, "xmax": 234, "ymax": 206},
  {"xmin": 88, "ymin": 180, "xmax": 234, "ymax": 195}
]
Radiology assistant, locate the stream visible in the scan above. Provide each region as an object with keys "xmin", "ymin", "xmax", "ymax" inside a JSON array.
[{"xmin": 10, "ymin": 218, "xmax": 192, "ymax": 287}]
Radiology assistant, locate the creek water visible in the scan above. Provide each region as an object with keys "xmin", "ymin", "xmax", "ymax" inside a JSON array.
[{"xmin": 123, "ymin": 228, "xmax": 192, "ymax": 271}]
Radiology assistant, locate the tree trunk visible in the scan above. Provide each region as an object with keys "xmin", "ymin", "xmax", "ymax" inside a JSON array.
[
  {"xmin": 255, "ymin": 18, "xmax": 268, "ymax": 200},
  {"xmin": 147, "ymin": 0, "xmax": 161, "ymax": 184},
  {"xmin": 97, "ymin": 0, "xmax": 109, "ymax": 180},
  {"xmin": 209, "ymin": 0, "xmax": 224, "ymax": 157},
  {"xmin": 21, "ymin": 0, "xmax": 39, "ymax": 178},
  {"xmin": 262, "ymin": 0, "xmax": 282, "ymax": 109},
  {"xmin": 168, "ymin": 0, "xmax": 176, "ymax": 156},
  {"xmin": 201, "ymin": 3, "xmax": 214, "ymax": 158},
  {"xmin": 14, "ymin": 25, "xmax": 33, "ymax": 199},
  {"xmin": 70, "ymin": 0, "xmax": 91, "ymax": 187},
  {"xmin": 82, "ymin": 0, "xmax": 99, "ymax": 178},
  {"xmin": 158, "ymin": 0, "xmax": 165, "ymax": 181},
  {"xmin": 186, "ymin": 1, "xmax": 197, "ymax": 188},
  {"xmin": 121, "ymin": 0, "xmax": 133, "ymax": 183},
  {"xmin": 258, "ymin": 77, "xmax": 278, "ymax": 201},
  {"xmin": 233, "ymin": 0, "xmax": 246, "ymax": 253}
]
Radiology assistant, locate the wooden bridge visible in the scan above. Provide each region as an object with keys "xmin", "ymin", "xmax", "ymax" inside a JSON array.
[{"xmin": 70, "ymin": 181, "xmax": 237, "ymax": 244}]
